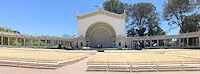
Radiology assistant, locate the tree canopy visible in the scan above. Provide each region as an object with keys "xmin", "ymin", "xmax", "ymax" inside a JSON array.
[
  {"xmin": 103, "ymin": 0, "xmax": 166, "ymax": 36},
  {"xmin": 181, "ymin": 14, "xmax": 200, "ymax": 33},
  {"xmin": 103, "ymin": 0, "xmax": 128, "ymax": 14},
  {"xmin": 163, "ymin": 0, "xmax": 197, "ymax": 33},
  {"xmin": 128, "ymin": 3, "xmax": 165, "ymax": 36},
  {"xmin": 0, "ymin": 27, "xmax": 20, "ymax": 34},
  {"xmin": 197, "ymin": 0, "xmax": 200, "ymax": 8}
]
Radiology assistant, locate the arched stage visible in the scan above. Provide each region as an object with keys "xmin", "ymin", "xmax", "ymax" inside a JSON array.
[{"xmin": 85, "ymin": 22, "xmax": 116, "ymax": 48}]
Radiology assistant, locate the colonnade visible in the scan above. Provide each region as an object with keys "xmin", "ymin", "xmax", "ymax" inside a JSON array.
[
  {"xmin": 1, "ymin": 31, "xmax": 200, "ymax": 49},
  {"xmin": 128, "ymin": 31, "xmax": 200, "ymax": 48},
  {"xmin": 73, "ymin": 31, "xmax": 200, "ymax": 49},
  {"xmin": 0, "ymin": 32, "xmax": 72, "ymax": 48}
]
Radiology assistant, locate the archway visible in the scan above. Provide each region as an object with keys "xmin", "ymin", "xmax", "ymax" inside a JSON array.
[
  {"xmin": 85, "ymin": 22, "xmax": 116, "ymax": 48},
  {"xmin": 91, "ymin": 28, "xmax": 111, "ymax": 48}
]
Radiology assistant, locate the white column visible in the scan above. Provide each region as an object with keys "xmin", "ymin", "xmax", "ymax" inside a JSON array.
[
  {"xmin": 1, "ymin": 36, "xmax": 3, "ymax": 45},
  {"xmin": 150, "ymin": 40, "xmax": 152, "ymax": 46},
  {"xmin": 45, "ymin": 40, "xmax": 47, "ymax": 46},
  {"xmin": 58, "ymin": 40, "xmax": 60, "ymax": 45},
  {"xmin": 187, "ymin": 38, "xmax": 189, "ymax": 46},
  {"xmin": 51, "ymin": 40, "xmax": 54, "ymax": 47},
  {"xmin": 24, "ymin": 38, "xmax": 26, "ymax": 46},
  {"xmin": 8, "ymin": 37, "xmax": 10, "ymax": 46},
  {"xmin": 164, "ymin": 39, "xmax": 166, "ymax": 46},
  {"xmin": 129, "ymin": 40, "xmax": 131, "ymax": 48},
  {"xmin": 157, "ymin": 40, "xmax": 159, "ymax": 46},
  {"xmin": 30, "ymin": 39, "xmax": 33, "ymax": 46},
  {"xmin": 38, "ymin": 39, "xmax": 40, "ymax": 46},
  {"xmin": 68, "ymin": 42, "xmax": 71, "ymax": 47},
  {"xmin": 144, "ymin": 40, "xmax": 146, "ymax": 47},
  {"xmin": 64, "ymin": 41, "xmax": 66, "ymax": 46},
  {"xmin": 16, "ymin": 38, "xmax": 18, "ymax": 46},
  {"xmin": 199, "ymin": 37, "xmax": 200, "ymax": 46},
  {"xmin": 196, "ymin": 37, "xmax": 198, "ymax": 45}
]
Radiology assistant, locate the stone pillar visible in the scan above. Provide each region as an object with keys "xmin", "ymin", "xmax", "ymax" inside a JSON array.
[
  {"xmin": 58, "ymin": 41, "xmax": 60, "ymax": 45},
  {"xmin": 157, "ymin": 40, "xmax": 159, "ymax": 46},
  {"xmin": 144, "ymin": 40, "xmax": 146, "ymax": 47},
  {"xmin": 8, "ymin": 37, "xmax": 10, "ymax": 46},
  {"xmin": 130, "ymin": 40, "xmax": 132, "ymax": 48},
  {"xmin": 164, "ymin": 39, "xmax": 166, "ymax": 46},
  {"xmin": 179, "ymin": 38, "xmax": 181, "ymax": 44},
  {"xmin": 150, "ymin": 40, "xmax": 152, "ymax": 46},
  {"xmin": 16, "ymin": 38, "xmax": 18, "ymax": 46},
  {"xmin": 63, "ymin": 41, "xmax": 66, "ymax": 46},
  {"xmin": 1, "ymin": 36, "xmax": 3, "ymax": 45},
  {"xmin": 23, "ymin": 38, "xmax": 26, "ymax": 46},
  {"xmin": 199, "ymin": 37, "xmax": 200, "ymax": 46},
  {"xmin": 52, "ymin": 40, "xmax": 54, "ymax": 47},
  {"xmin": 187, "ymin": 38, "xmax": 189, "ymax": 46},
  {"xmin": 38, "ymin": 39, "xmax": 41, "ymax": 47},
  {"xmin": 30, "ymin": 39, "xmax": 33, "ymax": 46},
  {"xmin": 68, "ymin": 42, "xmax": 71, "ymax": 47},
  {"xmin": 196, "ymin": 37, "xmax": 198, "ymax": 45},
  {"xmin": 45, "ymin": 40, "xmax": 47, "ymax": 46}
]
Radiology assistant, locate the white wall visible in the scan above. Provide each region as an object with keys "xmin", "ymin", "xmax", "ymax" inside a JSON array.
[{"xmin": 78, "ymin": 14, "xmax": 126, "ymax": 37}]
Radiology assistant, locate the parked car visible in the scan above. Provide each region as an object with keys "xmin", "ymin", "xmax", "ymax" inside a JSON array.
[{"xmin": 81, "ymin": 47, "xmax": 91, "ymax": 50}]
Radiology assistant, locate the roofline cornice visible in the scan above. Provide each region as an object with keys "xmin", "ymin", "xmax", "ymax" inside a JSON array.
[{"xmin": 76, "ymin": 8, "xmax": 127, "ymax": 20}]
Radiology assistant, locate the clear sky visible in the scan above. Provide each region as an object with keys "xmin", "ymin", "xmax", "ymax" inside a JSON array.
[{"xmin": 0, "ymin": 0, "xmax": 179, "ymax": 37}]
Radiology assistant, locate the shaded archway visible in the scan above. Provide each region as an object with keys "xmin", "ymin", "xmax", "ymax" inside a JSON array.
[{"xmin": 85, "ymin": 22, "xmax": 116, "ymax": 48}]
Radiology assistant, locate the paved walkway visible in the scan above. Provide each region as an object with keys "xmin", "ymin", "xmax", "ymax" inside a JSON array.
[{"xmin": 1, "ymin": 55, "xmax": 200, "ymax": 74}]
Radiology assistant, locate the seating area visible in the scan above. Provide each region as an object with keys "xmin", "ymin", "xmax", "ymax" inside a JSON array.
[
  {"xmin": 1, "ymin": 48, "xmax": 200, "ymax": 72},
  {"xmin": 87, "ymin": 50, "xmax": 200, "ymax": 72},
  {"xmin": 0, "ymin": 47, "xmax": 96, "ymax": 69}
]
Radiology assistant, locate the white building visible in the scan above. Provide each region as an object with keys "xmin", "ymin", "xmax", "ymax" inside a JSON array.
[
  {"xmin": 75, "ymin": 8, "xmax": 127, "ymax": 48},
  {"xmin": 71, "ymin": 8, "xmax": 200, "ymax": 49}
]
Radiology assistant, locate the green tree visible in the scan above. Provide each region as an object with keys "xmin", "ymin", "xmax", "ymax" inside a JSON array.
[
  {"xmin": 197, "ymin": 0, "xmax": 200, "ymax": 8},
  {"xmin": 127, "ymin": 28, "xmax": 137, "ymax": 37},
  {"xmin": 128, "ymin": 3, "xmax": 165, "ymax": 36},
  {"xmin": 0, "ymin": 27, "xmax": 20, "ymax": 34},
  {"xmin": 181, "ymin": 14, "xmax": 200, "ymax": 33},
  {"xmin": 103, "ymin": 1, "xmax": 165, "ymax": 36},
  {"xmin": 151, "ymin": 24, "xmax": 166, "ymax": 35},
  {"xmin": 146, "ymin": 11, "xmax": 165, "ymax": 36},
  {"xmin": 103, "ymin": 0, "xmax": 128, "ymax": 14},
  {"xmin": 32, "ymin": 40, "xmax": 39, "ymax": 46},
  {"xmin": 103, "ymin": 0, "xmax": 130, "ymax": 23},
  {"xmin": 0, "ymin": 28, "xmax": 5, "ymax": 31},
  {"xmin": 163, "ymin": 0, "xmax": 196, "ymax": 33},
  {"xmin": 40, "ymin": 41, "xmax": 46, "ymax": 46}
]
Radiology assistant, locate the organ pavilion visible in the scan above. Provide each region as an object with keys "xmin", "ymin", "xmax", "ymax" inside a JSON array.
[{"xmin": 0, "ymin": 8, "xmax": 200, "ymax": 49}]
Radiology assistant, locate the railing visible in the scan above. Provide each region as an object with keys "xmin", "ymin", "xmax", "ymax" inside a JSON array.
[
  {"xmin": 145, "ymin": 46, "xmax": 200, "ymax": 49},
  {"xmin": 128, "ymin": 31, "xmax": 200, "ymax": 40},
  {"xmin": 87, "ymin": 61, "xmax": 200, "ymax": 72},
  {"xmin": 0, "ymin": 58, "xmax": 61, "ymax": 69},
  {"xmin": 0, "ymin": 54, "xmax": 91, "ymax": 69}
]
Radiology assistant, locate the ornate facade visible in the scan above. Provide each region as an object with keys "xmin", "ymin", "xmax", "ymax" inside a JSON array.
[{"xmin": 76, "ymin": 8, "xmax": 126, "ymax": 48}]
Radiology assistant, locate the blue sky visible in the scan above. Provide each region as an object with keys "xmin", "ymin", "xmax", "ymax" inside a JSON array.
[{"xmin": 0, "ymin": 0, "xmax": 179, "ymax": 36}]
